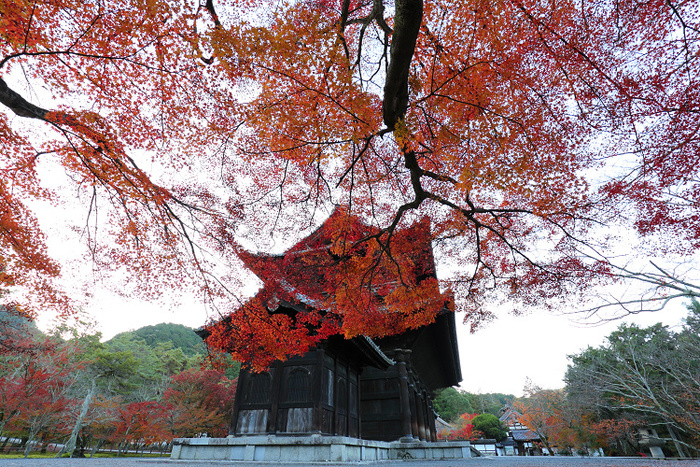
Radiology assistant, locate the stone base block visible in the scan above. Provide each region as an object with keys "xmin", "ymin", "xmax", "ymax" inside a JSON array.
[{"xmin": 171, "ymin": 435, "xmax": 471, "ymax": 462}]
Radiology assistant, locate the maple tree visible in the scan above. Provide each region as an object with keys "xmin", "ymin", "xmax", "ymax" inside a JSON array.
[
  {"xmin": 111, "ymin": 400, "xmax": 171, "ymax": 455},
  {"xmin": 513, "ymin": 384, "xmax": 566, "ymax": 455},
  {"xmin": 0, "ymin": 336, "xmax": 77, "ymax": 457},
  {"xmin": 584, "ymin": 417, "xmax": 642, "ymax": 456},
  {"xmin": 1, "ymin": 0, "xmax": 699, "ymax": 359},
  {"xmin": 163, "ymin": 367, "xmax": 236, "ymax": 438},
  {"xmin": 0, "ymin": 315, "xmax": 238, "ymax": 456},
  {"xmin": 0, "ymin": 302, "xmax": 43, "ymax": 355},
  {"xmin": 439, "ymin": 412, "xmax": 507, "ymax": 441},
  {"xmin": 513, "ymin": 384, "xmax": 609, "ymax": 456},
  {"xmin": 440, "ymin": 412, "xmax": 480, "ymax": 441}
]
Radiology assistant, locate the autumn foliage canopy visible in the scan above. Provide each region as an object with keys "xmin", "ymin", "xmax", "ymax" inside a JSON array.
[
  {"xmin": 204, "ymin": 208, "xmax": 452, "ymax": 367},
  {"xmin": 1, "ymin": 0, "xmax": 699, "ymax": 357},
  {"xmin": 440, "ymin": 412, "xmax": 480, "ymax": 441}
]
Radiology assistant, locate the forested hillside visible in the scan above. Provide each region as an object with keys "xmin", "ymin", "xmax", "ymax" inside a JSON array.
[
  {"xmin": 108, "ymin": 323, "xmax": 206, "ymax": 356},
  {"xmin": 434, "ymin": 388, "xmax": 514, "ymax": 422}
]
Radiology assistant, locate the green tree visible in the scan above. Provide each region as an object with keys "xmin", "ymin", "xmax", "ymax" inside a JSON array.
[
  {"xmin": 471, "ymin": 413, "xmax": 508, "ymax": 441},
  {"xmin": 472, "ymin": 393, "xmax": 514, "ymax": 416},
  {"xmin": 55, "ymin": 328, "xmax": 190, "ymax": 457},
  {"xmin": 566, "ymin": 303, "xmax": 700, "ymax": 456},
  {"xmin": 434, "ymin": 388, "xmax": 514, "ymax": 422},
  {"xmin": 113, "ymin": 323, "xmax": 207, "ymax": 357},
  {"xmin": 433, "ymin": 388, "xmax": 475, "ymax": 422},
  {"xmin": 0, "ymin": 318, "xmax": 237, "ymax": 457},
  {"xmin": 103, "ymin": 335, "xmax": 191, "ymax": 400}
]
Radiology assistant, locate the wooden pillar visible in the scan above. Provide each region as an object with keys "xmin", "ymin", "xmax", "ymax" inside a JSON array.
[
  {"xmin": 268, "ymin": 365, "xmax": 282, "ymax": 434},
  {"xmin": 427, "ymin": 394, "xmax": 437, "ymax": 441},
  {"xmin": 333, "ymin": 355, "xmax": 340, "ymax": 435},
  {"xmin": 422, "ymin": 391, "xmax": 433, "ymax": 441},
  {"xmin": 413, "ymin": 387, "xmax": 427, "ymax": 441},
  {"xmin": 419, "ymin": 392, "xmax": 427, "ymax": 441},
  {"xmin": 229, "ymin": 370, "xmax": 248, "ymax": 434},
  {"xmin": 313, "ymin": 348, "xmax": 324, "ymax": 433},
  {"xmin": 353, "ymin": 366, "xmax": 361, "ymax": 439},
  {"xmin": 408, "ymin": 382, "xmax": 419, "ymax": 439},
  {"xmin": 395, "ymin": 349, "xmax": 414, "ymax": 441}
]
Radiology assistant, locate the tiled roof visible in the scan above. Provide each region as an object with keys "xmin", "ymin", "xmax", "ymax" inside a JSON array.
[
  {"xmin": 499, "ymin": 406, "xmax": 520, "ymax": 423},
  {"xmin": 511, "ymin": 429, "xmax": 540, "ymax": 441}
]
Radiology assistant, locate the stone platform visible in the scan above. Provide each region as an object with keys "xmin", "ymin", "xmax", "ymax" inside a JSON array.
[{"xmin": 171, "ymin": 435, "xmax": 472, "ymax": 462}]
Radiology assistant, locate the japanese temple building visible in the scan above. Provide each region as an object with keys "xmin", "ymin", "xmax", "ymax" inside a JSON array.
[
  {"xmin": 172, "ymin": 211, "xmax": 469, "ymax": 462},
  {"xmin": 232, "ymin": 307, "xmax": 461, "ymax": 442}
]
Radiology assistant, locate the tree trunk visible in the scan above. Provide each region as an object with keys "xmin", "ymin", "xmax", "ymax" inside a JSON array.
[
  {"xmin": 89, "ymin": 438, "xmax": 104, "ymax": 458},
  {"xmin": 540, "ymin": 437, "xmax": 555, "ymax": 456},
  {"xmin": 382, "ymin": 0, "xmax": 423, "ymax": 129},
  {"xmin": 0, "ymin": 436, "xmax": 9, "ymax": 453},
  {"xmin": 665, "ymin": 423, "xmax": 689, "ymax": 458},
  {"xmin": 0, "ymin": 77, "xmax": 48, "ymax": 120},
  {"xmin": 23, "ymin": 425, "xmax": 40, "ymax": 458},
  {"xmin": 57, "ymin": 381, "xmax": 95, "ymax": 458}
]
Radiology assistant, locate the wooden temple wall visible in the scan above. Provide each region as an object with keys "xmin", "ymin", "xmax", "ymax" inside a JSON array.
[
  {"xmin": 231, "ymin": 348, "xmax": 361, "ymax": 437},
  {"xmin": 231, "ymin": 347, "xmax": 439, "ymax": 443},
  {"xmin": 359, "ymin": 350, "xmax": 437, "ymax": 442}
]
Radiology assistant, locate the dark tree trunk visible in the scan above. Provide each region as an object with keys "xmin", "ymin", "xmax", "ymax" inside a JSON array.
[
  {"xmin": 0, "ymin": 77, "xmax": 48, "ymax": 119},
  {"xmin": 382, "ymin": 0, "xmax": 423, "ymax": 129}
]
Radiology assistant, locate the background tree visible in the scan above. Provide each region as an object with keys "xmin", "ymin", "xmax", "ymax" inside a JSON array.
[
  {"xmin": 566, "ymin": 300, "xmax": 700, "ymax": 456},
  {"xmin": 163, "ymin": 368, "xmax": 236, "ymax": 438},
  {"xmin": 0, "ymin": 272, "xmax": 45, "ymax": 355},
  {"xmin": 0, "ymin": 305, "xmax": 39, "ymax": 355},
  {"xmin": 471, "ymin": 393, "xmax": 515, "ymax": 417},
  {"xmin": 440, "ymin": 412, "xmax": 480, "ymax": 441},
  {"xmin": 471, "ymin": 413, "xmax": 508, "ymax": 441},
  {"xmin": 0, "ymin": 337, "xmax": 76, "ymax": 457},
  {"xmin": 118, "ymin": 323, "xmax": 207, "ymax": 357},
  {"xmin": 513, "ymin": 383, "xmax": 567, "ymax": 455},
  {"xmin": 65, "ymin": 327, "xmax": 208, "ymax": 455},
  {"xmin": 584, "ymin": 417, "xmax": 642, "ymax": 457},
  {"xmin": 102, "ymin": 334, "xmax": 191, "ymax": 401},
  {"xmin": 111, "ymin": 400, "xmax": 170, "ymax": 457},
  {"xmin": 1, "ymin": 0, "xmax": 699, "ymax": 363},
  {"xmin": 0, "ymin": 317, "xmax": 234, "ymax": 457},
  {"xmin": 433, "ymin": 388, "xmax": 475, "ymax": 422},
  {"xmin": 433, "ymin": 388, "xmax": 514, "ymax": 422}
]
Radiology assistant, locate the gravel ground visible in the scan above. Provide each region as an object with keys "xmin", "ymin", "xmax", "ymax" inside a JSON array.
[{"xmin": 0, "ymin": 457, "xmax": 698, "ymax": 467}]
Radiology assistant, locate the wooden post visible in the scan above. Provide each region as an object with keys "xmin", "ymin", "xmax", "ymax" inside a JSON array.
[
  {"xmin": 268, "ymin": 366, "xmax": 282, "ymax": 434},
  {"xmin": 395, "ymin": 349, "xmax": 414, "ymax": 441},
  {"xmin": 313, "ymin": 349, "xmax": 324, "ymax": 433},
  {"xmin": 414, "ymin": 388, "xmax": 427, "ymax": 441},
  {"xmin": 230, "ymin": 370, "xmax": 247, "ymax": 434},
  {"xmin": 427, "ymin": 393, "xmax": 437, "ymax": 441}
]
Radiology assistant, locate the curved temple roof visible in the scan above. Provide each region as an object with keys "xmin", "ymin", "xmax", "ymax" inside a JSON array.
[{"xmin": 222, "ymin": 208, "xmax": 462, "ymax": 388}]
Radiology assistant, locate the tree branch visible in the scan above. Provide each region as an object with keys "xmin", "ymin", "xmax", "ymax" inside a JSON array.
[
  {"xmin": 0, "ymin": 77, "xmax": 48, "ymax": 120},
  {"xmin": 382, "ymin": 0, "xmax": 423, "ymax": 129}
]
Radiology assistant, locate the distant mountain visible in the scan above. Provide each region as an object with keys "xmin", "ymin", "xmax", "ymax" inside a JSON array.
[{"xmin": 109, "ymin": 322, "xmax": 206, "ymax": 356}]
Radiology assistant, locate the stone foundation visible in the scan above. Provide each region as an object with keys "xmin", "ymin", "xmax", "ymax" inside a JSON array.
[{"xmin": 171, "ymin": 435, "xmax": 472, "ymax": 462}]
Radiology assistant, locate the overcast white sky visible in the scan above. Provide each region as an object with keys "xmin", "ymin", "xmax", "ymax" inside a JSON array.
[{"xmin": 455, "ymin": 303, "xmax": 690, "ymax": 396}]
